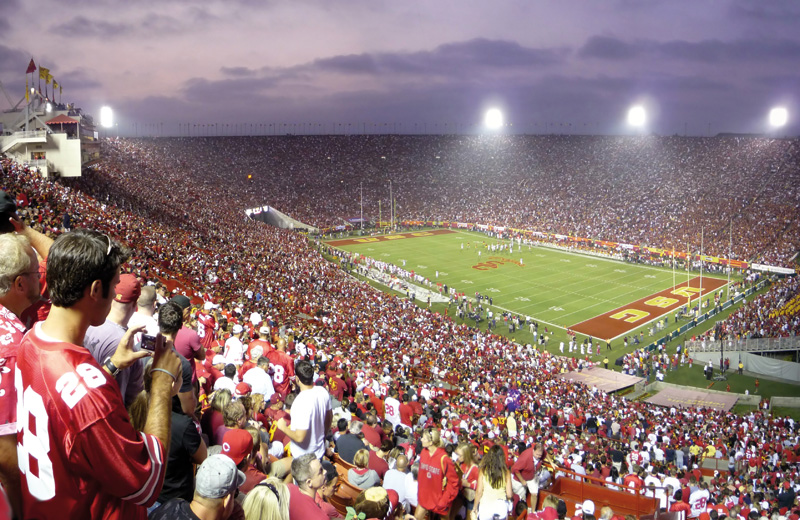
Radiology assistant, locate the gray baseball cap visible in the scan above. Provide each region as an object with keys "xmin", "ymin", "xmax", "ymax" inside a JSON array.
[{"xmin": 195, "ymin": 454, "xmax": 246, "ymax": 499}]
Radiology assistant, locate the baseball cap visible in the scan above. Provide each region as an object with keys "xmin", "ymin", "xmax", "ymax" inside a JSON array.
[
  {"xmin": 212, "ymin": 354, "xmax": 226, "ymax": 365},
  {"xmin": 232, "ymin": 324, "xmax": 244, "ymax": 334},
  {"xmin": 234, "ymin": 382, "xmax": 252, "ymax": 398},
  {"xmin": 222, "ymin": 429, "xmax": 254, "ymax": 465},
  {"xmin": 259, "ymin": 326, "xmax": 270, "ymax": 335},
  {"xmin": 170, "ymin": 294, "xmax": 192, "ymax": 310},
  {"xmin": 269, "ymin": 394, "xmax": 283, "ymax": 405},
  {"xmin": 195, "ymin": 454, "xmax": 246, "ymax": 499},
  {"xmin": 581, "ymin": 500, "xmax": 595, "ymax": 515},
  {"xmin": 114, "ymin": 274, "xmax": 142, "ymax": 304}
]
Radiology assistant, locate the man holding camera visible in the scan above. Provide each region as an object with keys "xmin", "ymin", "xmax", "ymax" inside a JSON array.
[{"xmin": 15, "ymin": 229, "xmax": 182, "ymax": 519}]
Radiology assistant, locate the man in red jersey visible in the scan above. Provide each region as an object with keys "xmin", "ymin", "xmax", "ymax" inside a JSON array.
[
  {"xmin": 196, "ymin": 303, "xmax": 219, "ymax": 351},
  {"xmin": 15, "ymin": 229, "xmax": 182, "ymax": 520},
  {"xmin": 0, "ymin": 234, "xmax": 41, "ymax": 518},
  {"xmin": 266, "ymin": 337, "xmax": 294, "ymax": 398},
  {"xmin": 246, "ymin": 326, "xmax": 273, "ymax": 363}
]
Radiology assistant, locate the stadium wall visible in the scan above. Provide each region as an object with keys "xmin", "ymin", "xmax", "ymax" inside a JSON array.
[
  {"xmin": 690, "ymin": 351, "xmax": 800, "ymax": 382},
  {"xmin": 246, "ymin": 205, "xmax": 318, "ymax": 232},
  {"xmin": 770, "ymin": 396, "xmax": 800, "ymax": 410}
]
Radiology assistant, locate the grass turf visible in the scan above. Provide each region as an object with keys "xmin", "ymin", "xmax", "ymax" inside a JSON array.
[{"xmin": 326, "ymin": 229, "xmax": 800, "ymax": 403}]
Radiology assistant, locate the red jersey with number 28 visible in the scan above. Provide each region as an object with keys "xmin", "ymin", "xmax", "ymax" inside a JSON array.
[
  {"xmin": 266, "ymin": 349, "xmax": 295, "ymax": 397},
  {"xmin": 0, "ymin": 303, "xmax": 27, "ymax": 436},
  {"xmin": 15, "ymin": 322, "xmax": 166, "ymax": 520}
]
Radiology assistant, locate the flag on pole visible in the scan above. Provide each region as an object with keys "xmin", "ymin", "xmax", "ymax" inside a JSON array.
[
  {"xmin": 53, "ymin": 80, "xmax": 58, "ymax": 91},
  {"xmin": 45, "ymin": 73, "xmax": 52, "ymax": 85},
  {"xmin": 26, "ymin": 59, "xmax": 37, "ymax": 74},
  {"xmin": 39, "ymin": 67, "xmax": 49, "ymax": 80}
]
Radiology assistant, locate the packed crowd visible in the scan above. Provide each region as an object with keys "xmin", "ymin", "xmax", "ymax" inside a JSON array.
[
  {"xmin": 90, "ymin": 135, "xmax": 800, "ymax": 267},
  {"xmin": 697, "ymin": 277, "xmax": 800, "ymax": 341},
  {"xmin": 0, "ymin": 133, "xmax": 799, "ymax": 520}
]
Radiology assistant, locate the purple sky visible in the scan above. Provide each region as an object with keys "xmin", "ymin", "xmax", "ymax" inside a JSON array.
[{"xmin": 2, "ymin": 0, "xmax": 799, "ymax": 136}]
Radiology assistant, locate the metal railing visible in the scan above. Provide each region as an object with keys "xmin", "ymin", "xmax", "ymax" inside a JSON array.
[
  {"xmin": 12, "ymin": 130, "xmax": 47, "ymax": 139},
  {"xmin": 687, "ymin": 336, "xmax": 800, "ymax": 353}
]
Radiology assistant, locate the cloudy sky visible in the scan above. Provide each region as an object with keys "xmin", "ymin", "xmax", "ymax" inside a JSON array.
[{"xmin": 1, "ymin": 0, "xmax": 799, "ymax": 136}]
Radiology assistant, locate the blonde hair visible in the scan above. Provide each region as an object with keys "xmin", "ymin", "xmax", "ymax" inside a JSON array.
[
  {"xmin": 354, "ymin": 449, "xmax": 370, "ymax": 469},
  {"xmin": 423, "ymin": 427, "xmax": 443, "ymax": 447},
  {"xmin": 242, "ymin": 478, "xmax": 290, "ymax": 520},
  {"xmin": 457, "ymin": 442, "xmax": 476, "ymax": 467},
  {"xmin": 211, "ymin": 388, "xmax": 232, "ymax": 414},
  {"xmin": 354, "ymin": 487, "xmax": 390, "ymax": 520},
  {"xmin": 542, "ymin": 495, "xmax": 559, "ymax": 510}
]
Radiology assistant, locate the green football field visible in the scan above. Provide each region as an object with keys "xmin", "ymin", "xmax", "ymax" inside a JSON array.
[{"xmin": 328, "ymin": 229, "xmax": 729, "ymax": 336}]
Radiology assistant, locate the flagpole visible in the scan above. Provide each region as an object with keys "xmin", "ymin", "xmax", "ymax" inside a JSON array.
[
  {"xmin": 687, "ymin": 241, "xmax": 691, "ymax": 312},
  {"xmin": 728, "ymin": 220, "xmax": 732, "ymax": 301},
  {"xmin": 700, "ymin": 226, "xmax": 704, "ymax": 310}
]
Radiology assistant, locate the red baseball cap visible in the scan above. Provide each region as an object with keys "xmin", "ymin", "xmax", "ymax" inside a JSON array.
[
  {"xmin": 115, "ymin": 274, "xmax": 142, "ymax": 304},
  {"xmin": 222, "ymin": 429, "xmax": 253, "ymax": 465},
  {"xmin": 234, "ymin": 382, "xmax": 251, "ymax": 399}
]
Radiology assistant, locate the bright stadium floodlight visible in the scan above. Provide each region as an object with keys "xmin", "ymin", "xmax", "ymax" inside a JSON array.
[
  {"xmin": 100, "ymin": 106, "xmax": 114, "ymax": 128},
  {"xmin": 484, "ymin": 108, "xmax": 504, "ymax": 130},
  {"xmin": 769, "ymin": 107, "xmax": 788, "ymax": 128},
  {"xmin": 627, "ymin": 105, "xmax": 646, "ymax": 127}
]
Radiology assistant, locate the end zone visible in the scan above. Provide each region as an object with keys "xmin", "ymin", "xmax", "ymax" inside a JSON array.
[
  {"xmin": 326, "ymin": 229, "xmax": 456, "ymax": 246},
  {"xmin": 571, "ymin": 276, "xmax": 728, "ymax": 341}
]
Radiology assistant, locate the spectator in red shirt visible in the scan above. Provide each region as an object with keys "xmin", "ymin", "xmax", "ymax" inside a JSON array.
[{"xmin": 288, "ymin": 453, "xmax": 329, "ymax": 520}]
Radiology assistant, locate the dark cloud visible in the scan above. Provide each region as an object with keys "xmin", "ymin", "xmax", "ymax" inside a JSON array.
[
  {"xmin": 655, "ymin": 39, "xmax": 800, "ymax": 63},
  {"xmin": 578, "ymin": 36, "xmax": 639, "ymax": 60},
  {"xmin": 49, "ymin": 12, "xmax": 190, "ymax": 39},
  {"xmin": 579, "ymin": 36, "xmax": 800, "ymax": 64},
  {"xmin": 221, "ymin": 66, "xmax": 259, "ymax": 77},
  {"xmin": 728, "ymin": 1, "xmax": 800, "ymax": 23},
  {"xmin": 57, "ymin": 68, "xmax": 103, "ymax": 90},
  {"xmin": 50, "ymin": 16, "xmax": 133, "ymax": 38},
  {"xmin": 0, "ymin": 45, "xmax": 29, "ymax": 75},
  {"xmin": 308, "ymin": 39, "xmax": 565, "ymax": 78}
]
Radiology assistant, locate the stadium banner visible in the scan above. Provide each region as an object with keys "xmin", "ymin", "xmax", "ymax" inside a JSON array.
[{"xmin": 750, "ymin": 263, "xmax": 796, "ymax": 275}]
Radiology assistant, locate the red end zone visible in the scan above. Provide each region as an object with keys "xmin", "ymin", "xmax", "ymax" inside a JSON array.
[
  {"xmin": 571, "ymin": 276, "xmax": 728, "ymax": 341},
  {"xmin": 326, "ymin": 229, "xmax": 456, "ymax": 246}
]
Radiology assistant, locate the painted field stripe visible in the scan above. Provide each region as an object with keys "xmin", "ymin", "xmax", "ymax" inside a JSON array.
[{"xmin": 570, "ymin": 276, "xmax": 728, "ymax": 341}]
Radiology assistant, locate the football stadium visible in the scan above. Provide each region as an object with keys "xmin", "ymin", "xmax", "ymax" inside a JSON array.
[{"xmin": 1, "ymin": 5, "xmax": 800, "ymax": 520}]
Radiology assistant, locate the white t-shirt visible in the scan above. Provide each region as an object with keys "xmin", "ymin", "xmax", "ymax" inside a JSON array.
[
  {"xmin": 289, "ymin": 386, "xmax": 332, "ymax": 458},
  {"xmin": 384, "ymin": 396, "xmax": 402, "ymax": 427},
  {"xmin": 224, "ymin": 337, "xmax": 245, "ymax": 365},
  {"xmin": 243, "ymin": 367, "xmax": 275, "ymax": 399},
  {"xmin": 689, "ymin": 489, "xmax": 710, "ymax": 518}
]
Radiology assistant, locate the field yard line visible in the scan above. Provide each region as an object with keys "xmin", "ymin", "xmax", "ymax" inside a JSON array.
[
  {"xmin": 487, "ymin": 302, "xmax": 569, "ymax": 334},
  {"xmin": 534, "ymin": 242, "xmax": 728, "ymax": 280}
]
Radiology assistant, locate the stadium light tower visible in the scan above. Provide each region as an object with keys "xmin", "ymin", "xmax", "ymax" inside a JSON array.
[
  {"xmin": 627, "ymin": 105, "xmax": 646, "ymax": 128},
  {"xmin": 769, "ymin": 107, "xmax": 788, "ymax": 128},
  {"xmin": 100, "ymin": 106, "xmax": 114, "ymax": 128},
  {"xmin": 484, "ymin": 108, "xmax": 504, "ymax": 130}
]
